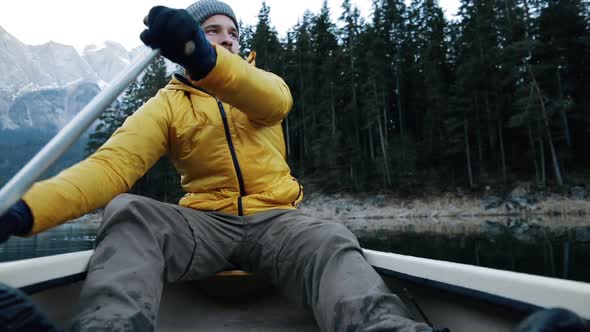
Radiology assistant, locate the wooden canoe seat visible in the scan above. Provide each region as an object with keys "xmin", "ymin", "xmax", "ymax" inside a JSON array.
[
  {"xmin": 199, "ymin": 270, "xmax": 266, "ymax": 297},
  {"xmin": 215, "ymin": 270, "xmax": 251, "ymax": 276}
]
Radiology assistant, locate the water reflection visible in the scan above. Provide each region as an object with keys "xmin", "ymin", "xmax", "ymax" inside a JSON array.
[
  {"xmin": 355, "ymin": 216, "xmax": 590, "ymax": 283},
  {"xmin": 0, "ymin": 222, "xmax": 99, "ymax": 262},
  {"xmin": 0, "ymin": 214, "xmax": 589, "ymax": 284}
]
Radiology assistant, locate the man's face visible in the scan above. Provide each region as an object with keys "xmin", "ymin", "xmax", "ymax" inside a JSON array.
[{"xmin": 201, "ymin": 15, "xmax": 239, "ymax": 55}]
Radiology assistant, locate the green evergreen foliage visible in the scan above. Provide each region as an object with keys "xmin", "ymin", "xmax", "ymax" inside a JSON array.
[
  {"xmin": 238, "ymin": 20, "xmax": 255, "ymax": 56},
  {"xmin": 250, "ymin": 1, "xmax": 282, "ymax": 71},
  {"xmin": 281, "ymin": 0, "xmax": 588, "ymax": 192}
]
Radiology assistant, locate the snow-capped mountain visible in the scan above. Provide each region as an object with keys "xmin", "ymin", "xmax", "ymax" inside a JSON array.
[
  {"xmin": 0, "ymin": 26, "xmax": 147, "ymax": 130},
  {"xmin": 83, "ymin": 41, "xmax": 133, "ymax": 83},
  {"xmin": 0, "ymin": 26, "xmax": 149, "ymax": 185},
  {"xmin": 0, "ymin": 26, "xmax": 98, "ymax": 95},
  {"xmin": 8, "ymin": 80, "xmax": 101, "ymax": 131}
]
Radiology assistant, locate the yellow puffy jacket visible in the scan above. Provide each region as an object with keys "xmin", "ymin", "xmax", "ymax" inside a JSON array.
[{"xmin": 22, "ymin": 45, "xmax": 303, "ymax": 234}]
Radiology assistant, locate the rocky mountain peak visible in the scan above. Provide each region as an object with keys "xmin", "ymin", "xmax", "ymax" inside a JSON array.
[{"xmin": 0, "ymin": 30, "xmax": 177, "ymax": 132}]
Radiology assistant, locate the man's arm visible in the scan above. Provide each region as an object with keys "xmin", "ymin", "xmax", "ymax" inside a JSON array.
[
  {"xmin": 20, "ymin": 91, "xmax": 172, "ymax": 234},
  {"xmin": 139, "ymin": 6, "xmax": 292, "ymax": 127},
  {"xmin": 191, "ymin": 45, "xmax": 294, "ymax": 127}
]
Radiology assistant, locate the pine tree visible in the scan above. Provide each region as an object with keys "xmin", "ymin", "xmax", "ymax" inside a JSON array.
[
  {"xmin": 534, "ymin": 0, "xmax": 589, "ymax": 178},
  {"xmin": 250, "ymin": 1, "xmax": 282, "ymax": 72},
  {"xmin": 238, "ymin": 20, "xmax": 255, "ymax": 57},
  {"xmin": 337, "ymin": 0, "xmax": 365, "ymax": 190},
  {"xmin": 288, "ymin": 13, "xmax": 315, "ymax": 177},
  {"xmin": 407, "ymin": 0, "xmax": 451, "ymax": 177},
  {"xmin": 304, "ymin": 1, "xmax": 345, "ymax": 190}
]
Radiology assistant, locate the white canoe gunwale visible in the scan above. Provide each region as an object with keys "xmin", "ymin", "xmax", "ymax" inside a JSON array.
[
  {"xmin": 374, "ymin": 265, "xmax": 541, "ymax": 315},
  {"xmin": 0, "ymin": 250, "xmax": 92, "ymax": 295},
  {"xmin": 2, "ymin": 249, "xmax": 588, "ymax": 317},
  {"xmin": 0, "ymin": 249, "xmax": 589, "ymax": 331},
  {"xmin": 364, "ymin": 249, "xmax": 590, "ymax": 319}
]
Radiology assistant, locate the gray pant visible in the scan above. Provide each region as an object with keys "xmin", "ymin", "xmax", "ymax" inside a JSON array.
[{"xmin": 71, "ymin": 194, "xmax": 431, "ymax": 332}]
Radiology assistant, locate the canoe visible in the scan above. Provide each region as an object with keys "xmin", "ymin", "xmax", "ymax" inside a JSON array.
[{"xmin": 0, "ymin": 249, "xmax": 588, "ymax": 331}]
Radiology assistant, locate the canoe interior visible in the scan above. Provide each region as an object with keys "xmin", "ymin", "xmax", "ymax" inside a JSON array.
[
  {"xmin": 383, "ymin": 274, "xmax": 527, "ymax": 332},
  {"xmin": 30, "ymin": 274, "xmax": 319, "ymax": 332},
  {"xmin": 28, "ymin": 271, "xmax": 528, "ymax": 332}
]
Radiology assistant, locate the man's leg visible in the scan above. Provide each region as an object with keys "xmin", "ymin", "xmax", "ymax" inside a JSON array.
[
  {"xmin": 70, "ymin": 194, "xmax": 240, "ymax": 331},
  {"xmin": 244, "ymin": 209, "xmax": 432, "ymax": 332}
]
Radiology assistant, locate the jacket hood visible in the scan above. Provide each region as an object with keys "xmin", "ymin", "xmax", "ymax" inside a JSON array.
[{"xmin": 165, "ymin": 74, "xmax": 206, "ymax": 95}]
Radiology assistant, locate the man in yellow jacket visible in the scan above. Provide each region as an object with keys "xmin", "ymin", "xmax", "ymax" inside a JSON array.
[{"xmin": 0, "ymin": 1, "xmax": 436, "ymax": 331}]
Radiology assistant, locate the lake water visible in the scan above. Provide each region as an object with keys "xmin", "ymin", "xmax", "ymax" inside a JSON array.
[
  {"xmin": 354, "ymin": 217, "xmax": 590, "ymax": 284},
  {"xmin": 0, "ymin": 222, "xmax": 99, "ymax": 262},
  {"xmin": 1, "ymin": 214, "xmax": 589, "ymax": 284}
]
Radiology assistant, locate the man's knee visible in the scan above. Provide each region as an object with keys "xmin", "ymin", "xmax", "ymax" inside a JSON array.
[
  {"xmin": 103, "ymin": 194, "xmax": 151, "ymax": 222},
  {"xmin": 294, "ymin": 219, "xmax": 360, "ymax": 254},
  {"xmin": 319, "ymin": 221, "xmax": 360, "ymax": 250},
  {"xmin": 98, "ymin": 194, "xmax": 154, "ymax": 240}
]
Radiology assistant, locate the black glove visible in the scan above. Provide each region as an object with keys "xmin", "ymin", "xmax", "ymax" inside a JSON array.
[
  {"xmin": 0, "ymin": 283, "xmax": 60, "ymax": 331},
  {"xmin": 0, "ymin": 200, "xmax": 34, "ymax": 244},
  {"xmin": 140, "ymin": 6, "xmax": 217, "ymax": 80},
  {"xmin": 514, "ymin": 308, "xmax": 589, "ymax": 332}
]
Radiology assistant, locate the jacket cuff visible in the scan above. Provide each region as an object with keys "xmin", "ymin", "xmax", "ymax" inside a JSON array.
[
  {"xmin": 186, "ymin": 42, "xmax": 217, "ymax": 81},
  {"xmin": 12, "ymin": 200, "xmax": 34, "ymax": 235}
]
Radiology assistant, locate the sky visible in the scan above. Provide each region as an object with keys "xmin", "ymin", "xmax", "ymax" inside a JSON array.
[{"xmin": 0, "ymin": 0, "xmax": 461, "ymax": 53}]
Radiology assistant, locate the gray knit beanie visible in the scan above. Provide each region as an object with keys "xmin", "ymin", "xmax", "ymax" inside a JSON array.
[{"xmin": 186, "ymin": 0, "xmax": 239, "ymax": 33}]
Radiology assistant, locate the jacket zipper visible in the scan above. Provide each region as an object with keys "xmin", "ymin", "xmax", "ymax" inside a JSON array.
[{"xmin": 216, "ymin": 100, "xmax": 246, "ymax": 216}]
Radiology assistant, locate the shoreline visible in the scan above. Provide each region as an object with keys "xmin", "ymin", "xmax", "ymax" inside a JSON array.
[
  {"xmin": 67, "ymin": 190, "xmax": 590, "ymax": 234},
  {"xmin": 298, "ymin": 191, "xmax": 590, "ymax": 234},
  {"xmin": 299, "ymin": 192, "xmax": 590, "ymax": 219}
]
